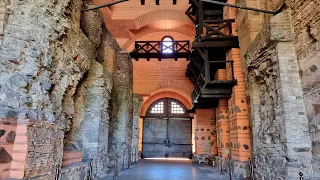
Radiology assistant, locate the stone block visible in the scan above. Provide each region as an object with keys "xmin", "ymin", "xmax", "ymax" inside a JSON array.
[{"xmin": 0, "ymin": 147, "xmax": 12, "ymax": 163}]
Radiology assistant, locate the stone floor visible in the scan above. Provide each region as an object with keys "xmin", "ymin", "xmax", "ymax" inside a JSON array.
[{"xmin": 103, "ymin": 158, "xmax": 246, "ymax": 180}]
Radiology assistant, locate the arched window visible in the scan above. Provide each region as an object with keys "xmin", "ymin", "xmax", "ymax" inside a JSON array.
[
  {"xmin": 171, "ymin": 101, "xmax": 184, "ymax": 114},
  {"xmin": 161, "ymin": 36, "xmax": 174, "ymax": 54},
  {"xmin": 146, "ymin": 98, "xmax": 189, "ymax": 118},
  {"xmin": 150, "ymin": 101, "xmax": 164, "ymax": 114}
]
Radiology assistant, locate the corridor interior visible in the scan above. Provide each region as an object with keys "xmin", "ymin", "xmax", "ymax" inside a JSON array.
[{"xmin": 0, "ymin": 0, "xmax": 319, "ymax": 180}]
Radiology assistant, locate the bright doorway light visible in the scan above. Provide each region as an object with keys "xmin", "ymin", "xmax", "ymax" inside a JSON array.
[{"xmin": 162, "ymin": 37, "xmax": 173, "ymax": 54}]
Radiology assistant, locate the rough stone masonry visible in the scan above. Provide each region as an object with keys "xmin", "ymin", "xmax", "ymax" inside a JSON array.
[
  {"xmin": 237, "ymin": 0, "xmax": 320, "ymax": 178},
  {"xmin": 0, "ymin": 0, "xmax": 134, "ymax": 179}
]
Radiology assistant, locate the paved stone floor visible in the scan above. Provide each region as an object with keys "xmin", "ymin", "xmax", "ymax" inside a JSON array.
[{"xmin": 104, "ymin": 159, "xmax": 245, "ymax": 180}]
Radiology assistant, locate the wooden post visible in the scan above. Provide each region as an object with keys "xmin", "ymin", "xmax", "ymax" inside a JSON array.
[
  {"xmin": 204, "ymin": 50, "xmax": 210, "ymax": 81},
  {"xmin": 199, "ymin": 0, "xmax": 204, "ymax": 37}
]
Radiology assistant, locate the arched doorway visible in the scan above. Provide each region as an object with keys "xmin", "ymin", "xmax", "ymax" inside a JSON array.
[{"xmin": 142, "ymin": 98, "xmax": 192, "ymax": 159}]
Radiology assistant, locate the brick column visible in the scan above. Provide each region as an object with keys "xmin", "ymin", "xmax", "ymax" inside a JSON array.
[
  {"xmin": 194, "ymin": 109, "xmax": 217, "ymax": 155},
  {"xmin": 227, "ymin": 49, "xmax": 251, "ymax": 177},
  {"xmin": 277, "ymin": 42, "xmax": 313, "ymax": 178},
  {"xmin": 108, "ymin": 50, "xmax": 133, "ymax": 172},
  {"xmin": 193, "ymin": 109, "xmax": 217, "ymax": 164},
  {"xmin": 244, "ymin": 9, "xmax": 313, "ymax": 179},
  {"xmin": 216, "ymin": 99, "xmax": 230, "ymax": 159},
  {"xmin": 224, "ymin": 1, "xmax": 251, "ymax": 177},
  {"xmin": 132, "ymin": 94, "xmax": 142, "ymax": 162}
]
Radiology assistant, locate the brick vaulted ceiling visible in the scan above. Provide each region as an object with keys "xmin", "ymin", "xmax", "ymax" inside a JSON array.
[
  {"xmin": 93, "ymin": 0, "xmax": 195, "ymax": 105},
  {"xmin": 92, "ymin": 0, "xmax": 195, "ymax": 51}
]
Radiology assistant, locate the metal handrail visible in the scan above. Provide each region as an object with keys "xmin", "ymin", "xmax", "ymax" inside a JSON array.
[
  {"xmin": 113, "ymin": 156, "xmax": 118, "ymax": 180},
  {"xmin": 55, "ymin": 165, "xmax": 60, "ymax": 180},
  {"xmin": 248, "ymin": 157, "xmax": 255, "ymax": 180},
  {"xmin": 88, "ymin": 159, "xmax": 93, "ymax": 180}
]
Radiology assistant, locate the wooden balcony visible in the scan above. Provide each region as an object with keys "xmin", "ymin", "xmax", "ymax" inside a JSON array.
[
  {"xmin": 186, "ymin": 0, "xmax": 227, "ymax": 21},
  {"xmin": 187, "ymin": 55, "xmax": 238, "ymax": 109},
  {"xmin": 187, "ymin": 60, "xmax": 237, "ymax": 109},
  {"xmin": 193, "ymin": 19, "xmax": 239, "ymax": 49},
  {"xmin": 129, "ymin": 41, "xmax": 190, "ymax": 61},
  {"xmin": 185, "ymin": 0, "xmax": 239, "ymax": 109}
]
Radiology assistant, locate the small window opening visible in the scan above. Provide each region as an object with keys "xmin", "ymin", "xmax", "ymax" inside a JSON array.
[
  {"xmin": 150, "ymin": 101, "xmax": 164, "ymax": 114},
  {"xmin": 162, "ymin": 36, "xmax": 173, "ymax": 54},
  {"xmin": 171, "ymin": 102, "xmax": 184, "ymax": 114}
]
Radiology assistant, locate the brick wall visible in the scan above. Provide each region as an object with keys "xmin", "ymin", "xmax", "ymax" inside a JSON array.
[
  {"xmin": 287, "ymin": 1, "xmax": 320, "ymax": 173},
  {"xmin": 0, "ymin": 119, "xmax": 64, "ymax": 180},
  {"xmin": 0, "ymin": 119, "xmax": 16, "ymax": 179},
  {"xmin": 195, "ymin": 109, "xmax": 217, "ymax": 155},
  {"xmin": 24, "ymin": 121, "xmax": 64, "ymax": 179},
  {"xmin": 0, "ymin": 0, "xmax": 131, "ymax": 179},
  {"xmin": 237, "ymin": 0, "xmax": 320, "ymax": 177},
  {"xmin": 108, "ymin": 50, "xmax": 133, "ymax": 173},
  {"xmin": 243, "ymin": 9, "xmax": 313, "ymax": 179}
]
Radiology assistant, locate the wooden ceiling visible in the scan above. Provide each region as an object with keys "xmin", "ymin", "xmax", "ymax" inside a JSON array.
[{"xmin": 93, "ymin": 0, "xmax": 195, "ymax": 50}]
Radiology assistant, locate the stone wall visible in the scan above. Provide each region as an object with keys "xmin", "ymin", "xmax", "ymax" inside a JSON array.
[
  {"xmin": 132, "ymin": 94, "xmax": 142, "ymax": 163},
  {"xmin": 108, "ymin": 50, "xmax": 133, "ymax": 173},
  {"xmin": 237, "ymin": 0, "xmax": 320, "ymax": 175},
  {"xmin": 60, "ymin": 162, "xmax": 88, "ymax": 180},
  {"xmin": 24, "ymin": 121, "xmax": 64, "ymax": 179},
  {"xmin": 244, "ymin": 9, "xmax": 313, "ymax": 179},
  {"xmin": 64, "ymin": 59, "xmax": 113, "ymax": 179},
  {"xmin": 0, "ymin": 0, "xmax": 134, "ymax": 179},
  {"xmin": 287, "ymin": 0, "xmax": 320, "ymax": 173}
]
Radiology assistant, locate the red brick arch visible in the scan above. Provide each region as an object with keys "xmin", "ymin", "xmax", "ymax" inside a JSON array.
[{"xmin": 140, "ymin": 88, "xmax": 192, "ymax": 117}]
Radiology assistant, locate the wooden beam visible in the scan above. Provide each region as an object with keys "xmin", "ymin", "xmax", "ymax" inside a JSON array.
[
  {"xmin": 192, "ymin": 39, "xmax": 239, "ymax": 48},
  {"xmin": 198, "ymin": 1, "xmax": 203, "ymax": 37}
]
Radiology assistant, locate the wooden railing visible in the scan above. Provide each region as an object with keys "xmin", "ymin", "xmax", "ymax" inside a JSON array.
[
  {"xmin": 133, "ymin": 41, "xmax": 190, "ymax": 54},
  {"xmin": 130, "ymin": 41, "xmax": 190, "ymax": 60},
  {"xmin": 191, "ymin": 61, "xmax": 235, "ymax": 103},
  {"xmin": 186, "ymin": 0, "xmax": 236, "ymax": 42}
]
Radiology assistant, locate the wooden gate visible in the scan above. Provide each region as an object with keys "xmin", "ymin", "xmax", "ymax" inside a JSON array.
[{"xmin": 142, "ymin": 98, "xmax": 192, "ymax": 158}]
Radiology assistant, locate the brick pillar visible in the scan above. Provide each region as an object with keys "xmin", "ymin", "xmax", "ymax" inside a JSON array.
[
  {"xmin": 132, "ymin": 94, "xmax": 142, "ymax": 162},
  {"xmin": 216, "ymin": 99, "xmax": 230, "ymax": 159},
  {"xmin": 194, "ymin": 109, "xmax": 217, "ymax": 155},
  {"xmin": 193, "ymin": 109, "xmax": 217, "ymax": 164},
  {"xmin": 224, "ymin": 1, "xmax": 251, "ymax": 177},
  {"xmin": 227, "ymin": 49, "xmax": 251, "ymax": 177},
  {"xmin": 108, "ymin": 50, "xmax": 133, "ymax": 172},
  {"xmin": 277, "ymin": 42, "xmax": 313, "ymax": 178},
  {"xmin": 244, "ymin": 9, "xmax": 313, "ymax": 179},
  {"xmin": 138, "ymin": 117, "xmax": 143, "ymax": 155}
]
